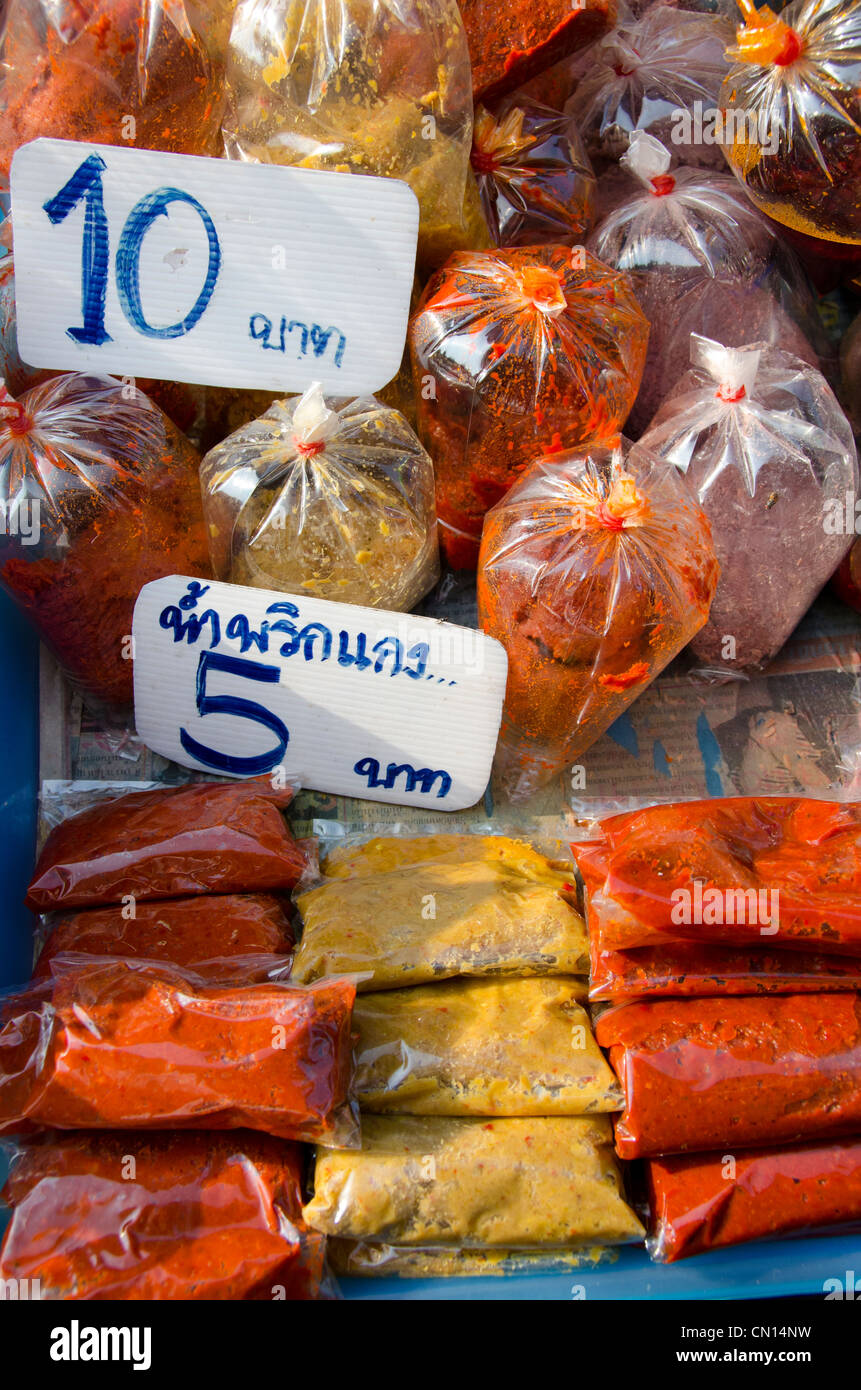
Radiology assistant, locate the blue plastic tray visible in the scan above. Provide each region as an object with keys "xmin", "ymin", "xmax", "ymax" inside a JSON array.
[{"xmin": 1, "ymin": 587, "xmax": 858, "ymax": 1300}]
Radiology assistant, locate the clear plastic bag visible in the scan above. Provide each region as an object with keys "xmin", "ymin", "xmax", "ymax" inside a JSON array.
[
  {"xmin": 303, "ymin": 1114, "xmax": 645, "ymax": 1246},
  {"xmin": 35, "ymin": 894, "xmax": 295, "ymax": 981},
  {"xmin": 26, "ymin": 775, "xmax": 309, "ymax": 911},
  {"xmin": 646, "ymin": 1138, "xmax": 861, "ymax": 1263},
  {"xmin": 639, "ymin": 335, "xmax": 858, "ymax": 674},
  {"xmin": 292, "ymin": 832, "xmax": 589, "ymax": 990},
  {"xmin": 0, "ymin": 0, "xmax": 229, "ymax": 187},
  {"xmin": 200, "ymin": 384, "xmax": 439, "ymax": 611},
  {"xmin": 409, "ymin": 246, "xmax": 649, "ymax": 569},
  {"xmin": 352, "ymin": 976, "xmax": 622, "ymax": 1115},
  {"xmin": 571, "ymin": 797, "xmax": 861, "ymax": 956},
  {"xmin": 222, "ymin": 0, "xmax": 489, "ymax": 272},
  {"xmin": 460, "ymin": 0, "xmax": 614, "ymax": 104},
  {"xmin": 588, "ymin": 131, "xmax": 829, "ymax": 434},
  {"xmin": 471, "ymin": 96, "xmax": 596, "ymax": 247},
  {"xmin": 568, "ymin": 6, "xmax": 735, "ymax": 168},
  {"xmin": 0, "ymin": 373, "xmax": 211, "ymax": 715},
  {"xmin": 0, "ymin": 1131, "xmax": 331, "ymax": 1299},
  {"xmin": 596, "ymin": 992, "xmax": 861, "ymax": 1157},
  {"xmin": 477, "ymin": 440, "xmax": 719, "ymax": 803},
  {"xmin": 0, "ymin": 957, "xmax": 359, "ymax": 1146},
  {"xmin": 720, "ymin": 0, "xmax": 861, "ymax": 245}
]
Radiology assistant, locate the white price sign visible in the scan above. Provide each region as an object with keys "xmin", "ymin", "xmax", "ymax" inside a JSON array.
[
  {"xmin": 133, "ymin": 577, "xmax": 508, "ymax": 811},
  {"xmin": 11, "ymin": 139, "xmax": 419, "ymax": 395}
]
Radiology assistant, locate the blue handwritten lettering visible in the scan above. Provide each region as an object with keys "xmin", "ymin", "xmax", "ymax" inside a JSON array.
[{"xmin": 354, "ymin": 757, "xmax": 452, "ymax": 799}]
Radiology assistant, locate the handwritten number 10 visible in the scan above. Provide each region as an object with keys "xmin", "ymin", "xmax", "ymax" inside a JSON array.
[{"xmin": 43, "ymin": 154, "xmax": 221, "ymax": 345}]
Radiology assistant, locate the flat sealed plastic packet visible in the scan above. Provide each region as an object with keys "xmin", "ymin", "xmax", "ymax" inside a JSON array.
[
  {"xmin": 640, "ymin": 336, "xmax": 857, "ymax": 673},
  {"xmin": 353, "ymin": 976, "xmax": 622, "ymax": 1115},
  {"xmin": 478, "ymin": 440, "xmax": 719, "ymax": 802},
  {"xmin": 0, "ymin": 960, "xmax": 357, "ymax": 1145},
  {"xmin": 647, "ymin": 1137, "xmax": 861, "ymax": 1263},
  {"xmin": 34, "ymin": 894, "xmax": 294, "ymax": 980},
  {"xmin": 590, "ymin": 939, "xmax": 861, "ymax": 1003},
  {"xmin": 471, "ymin": 97, "xmax": 596, "ymax": 246},
  {"xmin": 303, "ymin": 1114, "xmax": 644, "ymax": 1246},
  {"xmin": 26, "ymin": 776, "xmax": 308, "ymax": 912},
  {"xmin": 571, "ymin": 797, "xmax": 861, "ymax": 956},
  {"xmin": 292, "ymin": 834, "xmax": 589, "ymax": 989},
  {"xmin": 0, "ymin": 374, "xmax": 211, "ymax": 715},
  {"xmin": 569, "ymin": 6, "xmax": 734, "ymax": 167},
  {"xmin": 199, "ymin": 384, "xmax": 439, "ymax": 609},
  {"xmin": 721, "ymin": 0, "xmax": 861, "ymax": 244},
  {"xmin": 0, "ymin": 1131, "xmax": 329, "ymax": 1299},
  {"xmin": 409, "ymin": 246, "xmax": 649, "ymax": 567},
  {"xmin": 0, "ymin": 0, "xmax": 229, "ymax": 185},
  {"xmin": 222, "ymin": 0, "xmax": 489, "ymax": 272},
  {"xmin": 596, "ymin": 993, "xmax": 861, "ymax": 1157}
]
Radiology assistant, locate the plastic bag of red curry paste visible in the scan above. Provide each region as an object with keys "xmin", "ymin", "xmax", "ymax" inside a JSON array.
[
  {"xmin": 458, "ymin": 0, "xmax": 614, "ymax": 104},
  {"xmin": 0, "ymin": 373, "xmax": 211, "ymax": 717},
  {"xmin": 646, "ymin": 1137, "xmax": 861, "ymax": 1263},
  {"xmin": 0, "ymin": 1131, "xmax": 331, "ymax": 1299},
  {"xmin": 409, "ymin": 246, "xmax": 649, "ymax": 568},
  {"xmin": 34, "ymin": 893, "xmax": 295, "ymax": 982},
  {"xmin": 477, "ymin": 441, "xmax": 718, "ymax": 802},
  {"xmin": 26, "ymin": 776, "xmax": 309, "ymax": 912},
  {"xmin": 0, "ymin": 0, "xmax": 230, "ymax": 186},
  {"xmin": 571, "ymin": 797, "xmax": 861, "ymax": 956},
  {"xmin": 0, "ymin": 958, "xmax": 358, "ymax": 1146},
  {"xmin": 595, "ymin": 993, "xmax": 861, "ymax": 1158}
]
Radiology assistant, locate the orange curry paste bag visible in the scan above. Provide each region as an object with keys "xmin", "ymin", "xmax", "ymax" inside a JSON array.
[
  {"xmin": 26, "ymin": 777, "xmax": 310, "ymax": 912},
  {"xmin": 0, "ymin": 1131, "xmax": 329, "ymax": 1299},
  {"xmin": 596, "ymin": 993, "xmax": 861, "ymax": 1159},
  {"xmin": 0, "ymin": 960, "xmax": 357, "ymax": 1146},
  {"xmin": 572, "ymin": 797, "xmax": 861, "ymax": 956},
  {"xmin": 409, "ymin": 246, "xmax": 648, "ymax": 568},
  {"xmin": 646, "ymin": 1137, "xmax": 861, "ymax": 1263},
  {"xmin": 478, "ymin": 441, "xmax": 718, "ymax": 801}
]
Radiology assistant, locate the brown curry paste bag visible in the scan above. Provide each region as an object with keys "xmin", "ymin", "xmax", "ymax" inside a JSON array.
[
  {"xmin": 26, "ymin": 777, "xmax": 309, "ymax": 912},
  {"xmin": 35, "ymin": 894, "xmax": 294, "ymax": 982}
]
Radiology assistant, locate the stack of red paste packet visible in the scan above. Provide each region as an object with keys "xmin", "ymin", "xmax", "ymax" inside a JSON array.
[
  {"xmin": 571, "ymin": 797, "xmax": 861, "ymax": 1263},
  {"xmin": 0, "ymin": 777, "xmax": 356, "ymax": 1300}
]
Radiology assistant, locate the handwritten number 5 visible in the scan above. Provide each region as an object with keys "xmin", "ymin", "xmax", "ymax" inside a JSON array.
[
  {"xmin": 44, "ymin": 157, "xmax": 221, "ymax": 345},
  {"xmin": 180, "ymin": 650, "xmax": 289, "ymax": 777}
]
